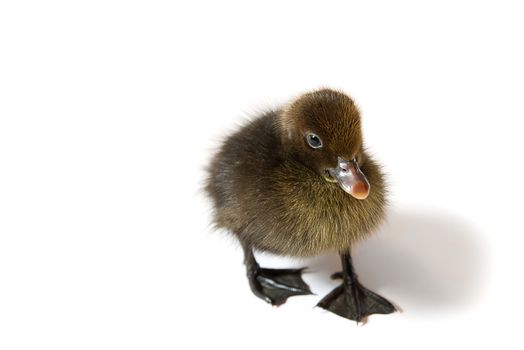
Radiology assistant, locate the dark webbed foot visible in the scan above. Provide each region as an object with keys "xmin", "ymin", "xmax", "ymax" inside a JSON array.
[
  {"xmin": 248, "ymin": 266, "xmax": 312, "ymax": 306},
  {"xmin": 318, "ymin": 253, "xmax": 396, "ymax": 322},
  {"xmin": 243, "ymin": 243, "xmax": 312, "ymax": 306},
  {"xmin": 317, "ymin": 280, "xmax": 396, "ymax": 322}
]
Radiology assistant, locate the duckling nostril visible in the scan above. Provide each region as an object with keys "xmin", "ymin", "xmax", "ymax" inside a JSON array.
[{"xmin": 337, "ymin": 164, "xmax": 348, "ymax": 172}]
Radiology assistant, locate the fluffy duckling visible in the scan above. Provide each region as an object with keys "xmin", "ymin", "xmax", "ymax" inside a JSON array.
[{"xmin": 205, "ymin": 89, "xmax": 396, "ymax": 322}]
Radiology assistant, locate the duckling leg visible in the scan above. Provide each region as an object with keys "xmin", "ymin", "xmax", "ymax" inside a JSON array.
[
  {"xmin": 317, "ymin": 252, "xmax": 396, "ymax": 322},
  {"xmin": 242, "ymin": 243, "xmax": 312, "ymax": 306}
]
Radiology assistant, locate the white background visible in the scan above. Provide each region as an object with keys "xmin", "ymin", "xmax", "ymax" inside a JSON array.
[{"xmin": 1, "ymin": 1, "xmax": 523, "ymax": 349}]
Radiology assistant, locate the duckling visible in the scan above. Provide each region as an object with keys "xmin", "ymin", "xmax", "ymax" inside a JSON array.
[{"xmin": 205, "ymin": 88, "xmax": 396, "ymax": 322}]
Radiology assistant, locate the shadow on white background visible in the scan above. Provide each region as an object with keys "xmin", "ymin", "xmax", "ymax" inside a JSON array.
[
  {"xmin": 357, "ymin": 209, "xmax": 488, "ymax": 312},
  {"xmin": 259, "ymin": 208, "xmax": 489, "ymax": 314}
]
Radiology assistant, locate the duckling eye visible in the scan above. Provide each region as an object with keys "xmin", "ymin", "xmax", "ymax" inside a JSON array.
[{"xmin": 306, "ymin": 133, "xmax": 323, "ymax": 149}]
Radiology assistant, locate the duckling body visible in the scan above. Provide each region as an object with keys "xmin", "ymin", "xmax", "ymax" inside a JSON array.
[
  {"xmin": 205, "ymin": 89, "xmax": 396, "ymax": 321},
  {"xmin": 207, "ymin": 111, "xmax": 386, "ymax": 257}
]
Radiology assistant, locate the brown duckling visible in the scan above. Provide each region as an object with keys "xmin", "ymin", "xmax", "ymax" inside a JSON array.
[{"xmin": 205, "ymin": 88, "xmax": 396, "ymax": 322}]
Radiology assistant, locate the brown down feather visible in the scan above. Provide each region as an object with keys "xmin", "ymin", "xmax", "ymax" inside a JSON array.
[{"xmin": 205, "ymin": 88, "xmax": 387, "ymax": 257}]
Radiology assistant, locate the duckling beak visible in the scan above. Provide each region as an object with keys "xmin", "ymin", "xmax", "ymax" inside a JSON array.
[{"xmin": 328, "ymin": 157, "xmax": 370, "ymax": 200}]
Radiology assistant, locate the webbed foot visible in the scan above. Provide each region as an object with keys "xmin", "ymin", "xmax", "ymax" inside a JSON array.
[
  {"xmin": 317, "ymin": 280, "xmax": 395, "ymax": 322},
  {"xmin": 247, "ymin": 266, "xmax": 312, "ymax": 306},
  {"xmin": 318, "ymin": 253, "xmax": 396, "ymax": 322}
]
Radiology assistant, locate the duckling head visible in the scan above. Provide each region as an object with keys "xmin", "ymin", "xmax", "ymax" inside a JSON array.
[{"xmin": 280, "ymin": 88, "xmax": 370, "ymax": 199}]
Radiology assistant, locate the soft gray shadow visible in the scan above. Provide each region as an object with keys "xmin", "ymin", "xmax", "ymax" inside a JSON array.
[{"xmin": 306, "ymin": 208, "xmax": 490, "ymax": 312}]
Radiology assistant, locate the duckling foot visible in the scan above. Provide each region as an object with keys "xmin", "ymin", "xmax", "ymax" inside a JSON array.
[
  {"xmin": 317, "ymin": 253, "xmax": 396, "ymax": 322},
  {"xmin": 242, "ymin": 243, "xmax": 312, "ymax": 306},
  {"xmin": 247, "ymin": 266, "xmax": 312, "ymax": 306},
  {"xmin": 317, "ymin": 280, "xmax": 395, "ymax": 322}
]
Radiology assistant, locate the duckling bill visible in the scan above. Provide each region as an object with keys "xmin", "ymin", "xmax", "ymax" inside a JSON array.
[{"xmin": 205, "ymin": 88, "xmax": 396, "ymax": 322}]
